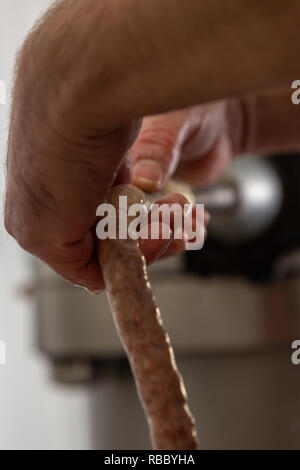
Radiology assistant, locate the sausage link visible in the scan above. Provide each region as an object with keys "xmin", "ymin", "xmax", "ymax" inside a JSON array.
[{"xmin": 97, "ymin": 184, "xmax": 198, "ymax": 450}]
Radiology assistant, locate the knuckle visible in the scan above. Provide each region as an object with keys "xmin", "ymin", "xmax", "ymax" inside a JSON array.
[{"xmin": 138, "ymin": 127, "xmax": 178, "ymax": 154}]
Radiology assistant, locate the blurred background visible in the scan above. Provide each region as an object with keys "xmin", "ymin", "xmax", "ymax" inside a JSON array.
[{"xmin": 1, "ymin": 0, "xmax": 300, "ymax": 450}]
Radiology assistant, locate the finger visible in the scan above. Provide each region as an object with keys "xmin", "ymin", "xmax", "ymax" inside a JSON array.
[
  {"xmin": 130, "ymin": 110, "xmax": 190, "ymax": 192},
  {"xmin": 139, "ymin": 224, "xmax": 173, "ymax": 264},
  {"xmin": 33, "ymin": 229, "xmax": 106, "ymax": 292},
  {"xmin": 139, "ymin": 193, "xmax": 189, "ymax": 263},
  {"xmin": 157, "ymin": 237, "xmax": 186, "ymax": 260},
  {"xmin": 68, "ymin": 193, "xmax": 208, "ymax": 292},
  {"xmin": 113, "ymin": 153, "xmax": 132, "ymax": 185},
  {"xmin": 139, "ymin": 193, "xmax": 209, "ymax": 263},
  {"xmin": 81, "ymin": 194, "xmax": 190, "ymax": 292},
  {"xmin": 177, "ymin": 133, "xmax": 233, "ymax": 187},
  {"xmin": 149, "ymin": 207, "xmax": 209, "ymax": 262}
]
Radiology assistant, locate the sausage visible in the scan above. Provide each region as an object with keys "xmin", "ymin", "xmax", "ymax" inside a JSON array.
[{"xmin": 97, "ymin": 184, "xmax": 198, "ymax": 450}]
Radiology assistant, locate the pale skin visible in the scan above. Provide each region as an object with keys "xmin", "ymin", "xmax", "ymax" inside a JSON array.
[{"xmin": 5, "ymin": 0, "xmax": 300, "ymax": 291}]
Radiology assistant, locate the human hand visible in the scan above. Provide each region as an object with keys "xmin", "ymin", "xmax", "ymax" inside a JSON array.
[
  {"xmin": 5, "ymin": 0, "xmax": 299, "ymax": 292},
  {"xmin": 131, "ymin": 100, "xmax": 244, "ymax": 192}
]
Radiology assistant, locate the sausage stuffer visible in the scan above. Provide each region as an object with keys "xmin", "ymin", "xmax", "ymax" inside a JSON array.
[{"xmin": 154, "ymin": 155, "xmax": 282, "ymax": 244}]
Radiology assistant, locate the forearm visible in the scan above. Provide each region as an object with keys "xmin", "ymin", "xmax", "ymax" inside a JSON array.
[
  {"xmin": 103, "ymin": 0, "xmax": 300, "ymax": 124},
  {"xmin": 18, "ymin": 0, "xmax": 300, "ymax": 134}
]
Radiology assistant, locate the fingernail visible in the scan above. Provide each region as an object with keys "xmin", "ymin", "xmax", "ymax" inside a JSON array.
[
  {"xmin": 87, "ymin": 289, "xmax": 103, "ymax": 295},
  {"xmin": 132, "ymin": 159, "xmax": 164, "ymax": 192},
  {"xmin": 165, "ymin": 238, "xmax": 186, "ymax": 256},
  {"xmin": 149, "ymin": 233, "xmax": 174, "ymax": 265}
]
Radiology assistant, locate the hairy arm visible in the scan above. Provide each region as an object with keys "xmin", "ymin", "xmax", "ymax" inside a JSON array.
[
  {"xmin": 5, "ymin": 0, "xmax": 300, "ymax": 288},
  {"xmin": 18, "ymin": 0, "xmax": 300, "ymax": 128}
]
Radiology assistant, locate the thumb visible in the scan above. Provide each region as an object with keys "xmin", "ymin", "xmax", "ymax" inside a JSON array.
[{"xmin": 130, "ymin": 110, "xmax": 190, "ymax": 192}]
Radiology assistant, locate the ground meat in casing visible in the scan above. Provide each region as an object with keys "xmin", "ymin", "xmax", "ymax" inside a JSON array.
[{"xmin": 98, "ymin": 184, "xmax": 198, "ymax": 450}]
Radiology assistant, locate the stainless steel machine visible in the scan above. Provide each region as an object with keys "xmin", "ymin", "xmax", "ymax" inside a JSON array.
[{"xmin": 34, "ymin": 154, "xmax": 300, "ymax": 449}]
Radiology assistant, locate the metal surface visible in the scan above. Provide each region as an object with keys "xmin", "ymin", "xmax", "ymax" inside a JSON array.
[
  {"xmin": 35, "ymin": 256, "xmax": 300, "ymax": 360},
  {"xmin": 34, "ymin": 244, "xmax": 300, "ymax": 449},
  {"xmin": 195, "ymin": 182, "xmax": 238, "ymax": 212},
  {"xmin": 198, "ymin": 156, "xmax": 283, "ymax": 243},
  {"xmin": 87, "ymin": 349, "xmax": 300, "ymax": 450}
]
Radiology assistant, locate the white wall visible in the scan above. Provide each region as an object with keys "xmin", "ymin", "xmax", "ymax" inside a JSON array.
[{"xmin": 0, "ymin": 0, "xmax": 92, "ymax": 450}]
